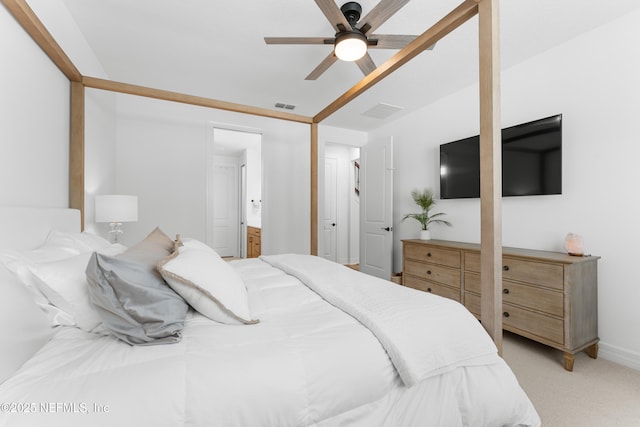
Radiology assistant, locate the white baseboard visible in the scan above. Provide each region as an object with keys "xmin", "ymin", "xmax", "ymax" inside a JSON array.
[{"xmin": 599, "ymin": 342, "xmax": 640, "ymax": 371}]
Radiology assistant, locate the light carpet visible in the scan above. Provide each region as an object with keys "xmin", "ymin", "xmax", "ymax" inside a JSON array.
[{"xmin": 502, "ymin": 332, "xmax": 640, "ymax": 426}]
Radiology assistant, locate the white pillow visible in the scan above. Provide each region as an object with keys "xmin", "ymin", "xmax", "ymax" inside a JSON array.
[
  {"xmin": 0, "ymin": 230, "xmax": 112, "ymax": 271},
  {"xmin": 157, "ymin": 240, "xmax": 258, "ymax": 325},
  {"xmin": 21, "ymin": 244, "xmax": 127, "ymax": 332},
  {"xmin": 24, "ymin": 253, "xmax": 101, "ymax": 331},
  {"xmin": 11, "ymin": 263, "xmax": 75, "ymax": 327},
  {"xmin": 44, "ymin": 230, "xmax": 112, "ymax": 253},
  {"xmin": 178, "ymin": 237, "xmax": 213, "ymax": 252}
]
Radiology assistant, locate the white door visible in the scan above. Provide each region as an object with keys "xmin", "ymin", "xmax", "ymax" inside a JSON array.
[
  {"xmin": 359, "ymin": 137, "xmax": 393, "ymax": 279},
  {"xmin": 322, "ymin": 157, "xmax": 338, "ymax": 261},
  {"xmin": 212, "ymin": 159, "xmax": 239, "ymax": 257}
]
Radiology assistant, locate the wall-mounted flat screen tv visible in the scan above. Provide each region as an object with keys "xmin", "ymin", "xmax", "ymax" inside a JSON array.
[{"xmin": 439, "ymin": 114, "xmax": 562, "ymax": 199}]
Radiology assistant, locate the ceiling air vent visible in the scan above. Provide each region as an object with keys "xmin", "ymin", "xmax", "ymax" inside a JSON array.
[
  {"xmin": 362, "ymin": 103, "xmax": 404, "ymax": 119},
  {"xmin": 275, "ymin": 102, "xmax": 296, "ymax": 110}
]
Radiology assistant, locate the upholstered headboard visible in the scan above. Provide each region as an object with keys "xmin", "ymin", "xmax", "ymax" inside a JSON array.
[{"xmin": 0, "ymin": 206, "xmax": 81, "ymax": 250}]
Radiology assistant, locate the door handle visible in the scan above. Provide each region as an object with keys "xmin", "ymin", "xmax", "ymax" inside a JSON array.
[
  {"xmin": 381, "ymin": 226, "xmax": 392, "ymax": 231},
  {"xmin": 332, "ymin": 223, "xmax": 336, "ymax": 227}
]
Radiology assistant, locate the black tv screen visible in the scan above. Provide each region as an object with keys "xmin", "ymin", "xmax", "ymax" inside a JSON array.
[{"xmin": 440, "ymin": 114, "xmax": 562, "ymax": 199}]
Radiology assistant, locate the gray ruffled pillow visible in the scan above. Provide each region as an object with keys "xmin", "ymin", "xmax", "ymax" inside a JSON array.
[{"xmin": 86, "ymin": 227, "xmax": 188, "ymax": 345}]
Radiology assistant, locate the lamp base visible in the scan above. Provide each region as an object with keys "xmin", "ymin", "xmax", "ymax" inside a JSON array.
[{"xmin": 108, "ymin": 222, "xmax": 124, "ymax": 244}]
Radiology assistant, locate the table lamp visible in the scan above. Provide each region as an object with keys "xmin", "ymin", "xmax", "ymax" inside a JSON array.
[{"xmin": 95, "ymin": 195, "xmax": 138, "ymax": 244}]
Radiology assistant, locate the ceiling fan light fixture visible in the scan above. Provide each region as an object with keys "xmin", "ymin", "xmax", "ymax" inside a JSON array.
[{"xmin": 334, "ymin": 32, "xmax": 367, "ymax": 62}]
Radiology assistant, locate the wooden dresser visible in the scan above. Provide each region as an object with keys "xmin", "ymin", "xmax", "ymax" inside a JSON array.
[
  {"xmin": 247, "ymin": 226, "xmax": 261, "ymax": 258},
  {"xmin": 402, "ymin": 239, "xmax": 600, "ymax": 371}
]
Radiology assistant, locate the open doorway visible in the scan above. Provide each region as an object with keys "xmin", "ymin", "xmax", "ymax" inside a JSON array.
[
  {"xmin": 206, "ymin": 125, "xmax": 261, "ymax": 258},
  {"xmin": 322, "ymin": 143, "xmax": 360, "ymax": 266}
]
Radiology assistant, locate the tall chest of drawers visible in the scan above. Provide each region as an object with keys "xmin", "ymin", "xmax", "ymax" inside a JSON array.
[{"xmin": 402, "ymin": 239, "xmax": 600, "ymax": 371}]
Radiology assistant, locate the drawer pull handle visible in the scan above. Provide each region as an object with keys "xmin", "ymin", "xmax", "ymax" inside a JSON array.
[
  {"xmin": 427, "ymin": 252, "xmax": 432, "ymax": 257},
  {"xmin": 427, "ymin": 288, "xmax": 432, "ymax": 292},
  {"xmin": 426, "ymin": 270, "xmax": 432, "ymax": 275},
  {"xmin": 503, "ymin": 288, "xmax": 510, "ymax": 294},
  {"xmin": 503, "ymin": 265, "xmax": 510, "ymax": 271},
  {"xmin": 503, "ymin": 312, "xmax": 510, "ymax": 318}
]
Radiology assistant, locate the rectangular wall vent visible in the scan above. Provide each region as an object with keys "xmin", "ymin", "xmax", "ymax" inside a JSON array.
[
  {"xmin": 275, "ymin": 102, "xmax": 296, "ymax": 110},
  {"xmin": 362, "ymin": 103, "xmax": 404, "ymax": 119}
]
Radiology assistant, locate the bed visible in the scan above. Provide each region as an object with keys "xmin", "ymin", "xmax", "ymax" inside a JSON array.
[{"xmin": 0, "ymin": 206, "xmax": 540, "ymax": 427}]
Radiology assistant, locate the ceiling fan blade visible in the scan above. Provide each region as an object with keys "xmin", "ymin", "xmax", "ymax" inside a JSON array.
[
  {"xmin": 264, "ymin": 37, "xmax": 332, "ymax": 45},
  {"xmin": 368, "ymin": 34, "xmax": 417, "ymax": 49},
  {"xmin": 314, "ymin": 0, "xmax": 351, "ymax": 32},
  {"xmin": 355, "ymin": 53, "xmax": 376, "ymax": 76},
  {"xmin": 305, "ymin": 52, "xmax": 339, "ymax": 80},
  {"xmin": 358, "ymin": 0, "xmax": 410, "ymax": 34}
]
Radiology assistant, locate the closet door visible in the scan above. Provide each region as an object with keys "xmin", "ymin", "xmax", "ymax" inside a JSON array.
[{"xmin": 359, "ymin": 136, "xmax": 393, "ymax": 280}]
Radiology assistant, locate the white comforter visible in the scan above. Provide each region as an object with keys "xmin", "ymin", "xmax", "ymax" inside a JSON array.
[
  {"xmin": 0, "ymin": 257, "xmax": 540, "ymax": 427},
  {"xmin": 261, "ymin": 254, "xmax": 498, "ymax": 387}
]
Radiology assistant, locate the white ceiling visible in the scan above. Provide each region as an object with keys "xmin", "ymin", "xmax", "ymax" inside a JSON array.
[{"xmin": 35, "ymin": 0, "xmax": 640, "ymax": 131}]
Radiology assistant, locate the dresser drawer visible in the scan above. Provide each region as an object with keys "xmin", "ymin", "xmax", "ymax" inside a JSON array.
[
  {"xmin": 503, "ymin": 303, "xmax": 564, "ymax": 345},
  {"xmin": 464, "ymin": 272, "xmax": 563, "ymax": 317},
  {"xmin": 404, "ymin": 275, "xmax": 461, "ymax": 302},
  {"xmin": 404, "ymin": 244, "xmax": 461, "ymax": 268},
  {"xmin": 404, "ymin": 259, "xmax": 461, "ymax": 288},
  {"xmin": 464, "ymin": 252, "xmax": 564, "ymax": 290},
  {"xmin": 464, "ymin": 291, "xmax": 481, "ymax": 316},
  {"xmin": 464, "ymin": 293, "xmax": 564, "ymax": 344}
]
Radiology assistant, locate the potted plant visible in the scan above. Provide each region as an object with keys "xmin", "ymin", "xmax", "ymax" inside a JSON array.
[{"xmin": 402, "ymin": 188, "xmax": 451, "ymax": 240}]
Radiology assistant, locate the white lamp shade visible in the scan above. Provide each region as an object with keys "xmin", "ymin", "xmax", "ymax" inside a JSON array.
[
  {"xmin": 334, "ymin": 34, "xmax": 367, "ymax": 61},
  {"xmin": 95, "ymin": 195, "xmax": 138, "ymax": 223}
]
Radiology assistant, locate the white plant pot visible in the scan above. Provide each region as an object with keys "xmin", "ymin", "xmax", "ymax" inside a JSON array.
[{"xmin": 419, "ymin": 229, "xmax": 431, "ymax": 240}]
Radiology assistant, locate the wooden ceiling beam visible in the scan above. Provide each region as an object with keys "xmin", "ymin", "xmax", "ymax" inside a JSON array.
[
  {"xmin": 82, "ymin": 76, "xmax": 314, "ymax": 125},
  {"xmin": 314, "ymin": 0, "xmax": 479, "ymax": 123},
  {"xmin": 2, "ymin": 0, "xmax": 81, "ymax": 82}
]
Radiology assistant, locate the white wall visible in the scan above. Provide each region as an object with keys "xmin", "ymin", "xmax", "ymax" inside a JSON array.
[
  {"xmin": 371, "ymin": 9, "xmax": 640, "ymax": 369},
  {"xmin": 84, "ymin": 88, "xmax": 117, "ymax": 235},
  {"xmin": 0, "ymin": 5, "xmax": 70, "ymax": 208},
  {"xmin": 245, "ymin": 146, "xmax": 262, "ymax": 229},
  {"xmin": 1, "ymin": 3, "xmax": 115, "ymax": 218},
  {"xmin": 114, "ymin": 94, "xmax": 310, "ymax": 254},
  {"xmin": 26, "ymin": 0, "xmax": 109, "ymax": 80}
]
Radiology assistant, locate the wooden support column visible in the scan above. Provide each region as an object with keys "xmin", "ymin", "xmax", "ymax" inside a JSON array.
[
  {"xmin": 477, "ymin": 0, "xmax": 502, "ymax": 352},
  {"xmin": 310, "ymin": 122, "xmax": 318, "ymax": 255},
  {"xmin": 70, "ymin": 81, "xmax": 85, "ymax": 230}
]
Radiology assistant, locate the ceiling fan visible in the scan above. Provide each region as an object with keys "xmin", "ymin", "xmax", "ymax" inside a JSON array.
[{"xmin": 265, "ymin": 0, "xmax": 433, "ymax": 80}]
